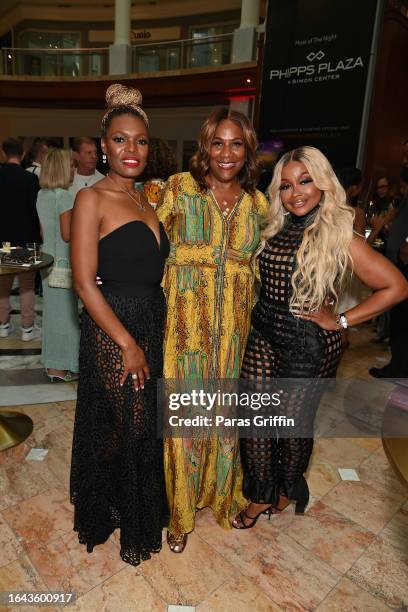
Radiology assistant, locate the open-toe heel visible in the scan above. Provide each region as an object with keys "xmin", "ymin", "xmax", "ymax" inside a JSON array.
[
  {"xmin": 232, "ymin": 506, "xmax": 272, "ymax": 529},
  {"xmin": 166, "ymin": 530, "xmax": 187, "ymax": 553},
  {"xmin": 263, "ymin": 493, "xmax": 291, "ymax": 518}
]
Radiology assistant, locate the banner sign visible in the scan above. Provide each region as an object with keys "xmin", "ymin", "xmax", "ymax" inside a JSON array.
[{"xmin": 258, "ymin": 0, "xmax": 379, "ymax": 166}]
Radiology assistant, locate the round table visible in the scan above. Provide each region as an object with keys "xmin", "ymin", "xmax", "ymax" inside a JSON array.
[
  {"xmin": 0, "ymin": 252, "xmax": 54, "ymax": 452},
  {"xmin": 0, "ymin": 252, "xmax": 53, "ymax": 276}
]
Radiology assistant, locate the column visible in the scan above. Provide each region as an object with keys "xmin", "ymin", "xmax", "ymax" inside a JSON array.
[
  {"xmin": 109, "ymin": 0, "xmax": 132, "ymax": 75},
  {"xmin": 232, "ymin": 0, "xmax": 260, "ymax": 63},
  {"xmin": 240, "ymin": 0, "xmax": 260, "ymax": 28}
]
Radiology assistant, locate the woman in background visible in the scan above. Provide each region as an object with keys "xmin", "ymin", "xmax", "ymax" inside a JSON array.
[
  {"xmin": 36, "ymin": 148, "xmax": 79, "ymax": 381},
  {"xmin": 367, "ymin": 175, "xmax": 397, "ymax": 247},
  {"xmin": 157, "ymin": 108, "xmax": 269, "ymax": 552}
]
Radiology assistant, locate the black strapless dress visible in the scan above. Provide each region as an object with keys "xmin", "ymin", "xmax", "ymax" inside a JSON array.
[
  {"xmin": 240, "ymin": 209, "xmax": 342, "ymax": 505},
  {"xmin": 70, "ymin": 221, "xmax": 170, "ymax": 566}
]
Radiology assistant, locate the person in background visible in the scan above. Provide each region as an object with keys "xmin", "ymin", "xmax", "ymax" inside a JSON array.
[
  {"xmin": 25, "ymin": 139, "xmax": 50, "ymax": 177},
  {"xmin": 336, "ymin": 167, "xmax": 368, "ymax": 348},
  {"xmin": 367, "ymin": 175, "xmax": 398, "ymax": 343},
  {"xmin": 370, "ymin": 167, "xmax": 408, "ymax": 378},
  {"xmin": 138, "ymin": 138, "xmax": 178, "ymax": 209},
  {"xmin": 336, "ymin": 167, "xmax": 365, "ymax": 235},
  {"xmin": 70, "ymin": 137, "xmax": 104, "ymax": 199},
  {"xmin": 367, "ymin": 175, "xmax": 397, "ymax": 247},
  {"xmin": 36, "ymin": 148, "xmax": 79, "ymax": 382},
  {"xmin": 0, "ymin": 138, "xmax": 41, "ymax": 341},
  {"xmin": 395, "ymin": 166, "xmax": 408, "ymax": 207}
]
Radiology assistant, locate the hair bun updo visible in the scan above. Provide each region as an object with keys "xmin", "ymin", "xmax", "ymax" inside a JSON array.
[
  {"xmin": 105, "ymin": 83, "xmax": 143, "ymax": 110},
  {"xmin": 101, "ymin": 83, "xmax": 149, "ymax": 133}
]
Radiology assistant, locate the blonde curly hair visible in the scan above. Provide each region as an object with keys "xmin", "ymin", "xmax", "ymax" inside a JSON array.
[{"xmin": 263, "ymin": 146, "xmax": 355, "ymax": 313}]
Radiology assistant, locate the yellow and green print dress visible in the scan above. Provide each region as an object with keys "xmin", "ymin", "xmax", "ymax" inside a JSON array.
[{"xmin": 157, "ymin": 172, "xmax": 269, "ymax": 535}]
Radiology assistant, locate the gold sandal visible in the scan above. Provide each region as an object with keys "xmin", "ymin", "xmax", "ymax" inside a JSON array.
[{"xmin": 166, "ymin": 530, "xmax": 188, "ymax": 553}]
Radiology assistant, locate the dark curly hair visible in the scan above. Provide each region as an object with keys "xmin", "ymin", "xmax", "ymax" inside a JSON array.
[
  {"xmin": 189, "ymin": 108, "xmax": 260, "ymax": 194},
  {"xmin": 143, "ymin": 138, "xmax": 177, "ymax": 181}
]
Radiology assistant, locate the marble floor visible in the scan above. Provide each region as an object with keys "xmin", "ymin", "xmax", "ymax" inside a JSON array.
[
  {"xmin": 0, "ymin": 296, "xmax": 77, "ymax": 406},
  {"xmin": 0, "ymin": 322, "xmax": 407, "ymax": 611}
]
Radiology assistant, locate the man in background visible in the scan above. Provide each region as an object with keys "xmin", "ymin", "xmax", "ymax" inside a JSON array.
[
  {"xmin": 25, "ymin": 138, "xmax": 50, "ymax": 177},
  {"xmin": 0, "ymin": 138, "xmax": 41, "ymax": 341},
  {"xmin": 70, "ymin": 137, "xmax": 104, "ymax": 199}
]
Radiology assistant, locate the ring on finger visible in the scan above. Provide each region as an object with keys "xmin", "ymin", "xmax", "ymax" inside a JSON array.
[{"xmin": 131, "ymin": 373, "xmax": 138, "ymax": 380}]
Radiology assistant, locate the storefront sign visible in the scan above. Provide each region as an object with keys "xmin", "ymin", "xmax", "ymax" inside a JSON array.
[
  {"xmin": 258, "ymin": 0, "xmax": 379, "ymax": 166},
  {"xmin": 89, "ymin": 26, "xmax": 181, "ymax": 44}
]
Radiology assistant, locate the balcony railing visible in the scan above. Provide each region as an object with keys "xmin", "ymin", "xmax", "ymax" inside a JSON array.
[
  {"xmin": 0, "ymin": 34, "xmax": 233, "ymax": 77},
  {"xmin": 0, "ymin": 47, "xmax": 109, "ymax": 77},
  {"xmin": 131, "ymin": 33, "xmax": 233, "ymax": 73}
]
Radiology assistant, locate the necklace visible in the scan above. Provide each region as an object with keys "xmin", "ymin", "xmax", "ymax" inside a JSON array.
[
  {"xmin": 77, "ymin": 173, "xmax": 93, "ymax": 187},
  {"xmin": 211, "ymin": 185, "xmax": 241, "ymax": 217},
  {"xmin": 107, "ymin": 174, "xmax": 146, "ymax": 212}
]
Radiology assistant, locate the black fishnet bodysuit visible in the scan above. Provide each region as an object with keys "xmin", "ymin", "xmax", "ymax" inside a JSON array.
[
  {"xmin": 70, "ymin": 221, "xmax": 170, "ymax": 566},
  {"xmin": 240, "ymin": 208, "xmax": 342, "ymax": 504}
]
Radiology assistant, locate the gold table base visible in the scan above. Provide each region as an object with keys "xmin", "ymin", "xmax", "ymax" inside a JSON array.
[
  {"xmin": 383, "ymin": 438, "xmax": 408, "ymax": 485},
  {"xmin": 0, "ymin": 411, "xmax": 33, "ymax": 452}
]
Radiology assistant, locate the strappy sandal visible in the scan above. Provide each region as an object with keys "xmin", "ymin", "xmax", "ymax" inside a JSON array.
[
  {"xmin": 46, "ymin": 370, "xmax": 79, "ymax": 383},
  {"xmin": 166, "ymin": 530, "xmax": 188, "ymax": 553},
  {"xmin": 232, "ymin": 506, "xmax": 272, "ymax": 529},
  {"xmin": 263, "ymin": 494, "xmax": 291, "ymax": 517}
]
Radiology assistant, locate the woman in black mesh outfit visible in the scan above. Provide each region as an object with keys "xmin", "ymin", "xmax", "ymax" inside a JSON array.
[
  {"xmin": 233, "ymin": 146, "xmax": 408, "ymax": 528},
  {"xmin": 70, "ymin": 85, "xmax": 169, "ymax": 564}
]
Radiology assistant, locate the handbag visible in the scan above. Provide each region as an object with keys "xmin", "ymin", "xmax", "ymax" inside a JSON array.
[
  {"xmin": 47, "ymin": 194, "xmax": 72, "ymax": 289},
  {"xmin": 48, "ymin": 257, "xmax": 72, "ymax": 288}
]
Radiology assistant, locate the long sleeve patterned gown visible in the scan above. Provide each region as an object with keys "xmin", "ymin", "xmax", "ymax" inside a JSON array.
[{"xmin": 157, "ymin": 172, "xmax": 268, "ymax": 535}]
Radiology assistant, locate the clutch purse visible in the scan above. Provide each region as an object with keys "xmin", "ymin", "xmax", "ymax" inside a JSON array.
[{"xmin": 48, "ymin": 257, "xmax": 72, "ymax": 289}]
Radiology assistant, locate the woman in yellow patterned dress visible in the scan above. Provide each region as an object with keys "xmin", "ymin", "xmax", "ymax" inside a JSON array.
[{"xmin": 156, "ymin": 108, "xmax": 269, "ymax": 552}]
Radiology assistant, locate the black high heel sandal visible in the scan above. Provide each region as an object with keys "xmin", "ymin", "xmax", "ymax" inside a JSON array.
[
  {"xmin": 263, "ymin": 478, "xmax": 310, "ymax": 517},
  {"xmin": 232, "ymin": 505, "xmax": 272, "ymax": 529},
  {"xmin": 288, "ymin": 476, "xmax": 310, "ymax": 515}
]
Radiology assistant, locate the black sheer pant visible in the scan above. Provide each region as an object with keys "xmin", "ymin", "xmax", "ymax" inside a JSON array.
[{"xmin": 240, "ymin": 319, "xmax": 342, "ymax": 505}]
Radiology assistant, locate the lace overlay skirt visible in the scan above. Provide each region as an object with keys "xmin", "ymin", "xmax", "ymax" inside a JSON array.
[{"xmin": 70, "ymin": 291, "xmax": 168, "ymax": 566}]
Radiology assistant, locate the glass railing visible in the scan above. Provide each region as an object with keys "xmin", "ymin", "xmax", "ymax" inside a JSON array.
[
  {"xmin": 0, "ymin": 47, "xmax": 109, "ymax": 77},
  {"xmin": 0, "ymin": 34, "xmax": 234, "ymax": 77},
  {"xmin": 131, "ymin": 33, "xmax": 233, "ymax": 73}
]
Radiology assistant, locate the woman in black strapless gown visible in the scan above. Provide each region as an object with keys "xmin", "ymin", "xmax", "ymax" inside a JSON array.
[
  {"xmin": 233, "ymin": 146, "xmax": 408, "ymax": 528},
  {"xmin": 70, "ymin": 84, "xmax": 169, "ymax": 566}
]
